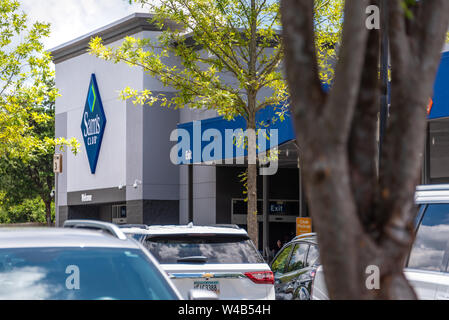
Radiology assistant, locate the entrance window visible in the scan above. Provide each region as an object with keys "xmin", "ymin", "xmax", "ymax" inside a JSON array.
[
  {"xmin": 428, "ymin": 120, "xmax": 449, "ymax": 182},
  {"xmin": 112, "ymin": 205, "xmax": 127, "ymax": 224}
]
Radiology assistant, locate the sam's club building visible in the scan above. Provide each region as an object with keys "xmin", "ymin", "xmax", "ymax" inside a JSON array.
[{"xmin": 52, "ymin": 13, "xmax": 449, "ymax": 250}]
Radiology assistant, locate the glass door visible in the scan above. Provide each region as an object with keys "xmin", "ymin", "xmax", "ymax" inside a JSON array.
[{"xmin": 112, "ymin": 204, "xmax": 127, "ymax": 224}]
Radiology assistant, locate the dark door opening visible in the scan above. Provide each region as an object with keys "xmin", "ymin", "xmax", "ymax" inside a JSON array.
[
  {"xmin": 269, "ymin": 222, "xmax": 296, "ymax": 251},
  {"xmin": 237, "ymin": 221, "xmax": 296, "ymax": 258}
]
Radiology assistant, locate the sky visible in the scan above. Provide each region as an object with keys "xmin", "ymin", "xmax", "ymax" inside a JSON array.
[{"xmin": 20, "ymin": 0, "xmax": 149, "ymax": 50}]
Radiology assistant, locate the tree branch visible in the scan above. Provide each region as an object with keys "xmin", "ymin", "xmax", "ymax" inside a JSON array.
[
  {"xmin": 348, "ymin": 25, "xmax": 380, "ymax": 233},
  {"xmin": 280, "ymin": 0, "xmax": 325, "ymax": 127},
  {"xmin": 323, "ymin": 0, "xmax": 369, "ymax": 145}
]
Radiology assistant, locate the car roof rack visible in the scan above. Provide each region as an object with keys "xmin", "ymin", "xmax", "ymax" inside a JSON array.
[
  {"xmin": 63, "ymin": 220, "xmax": 128, "ymax": 240},
  {"xmin": 210, "ymin": 224, "xmax": 241, "ymax": 229},
  {"xmin": 117, "ymin": 224, "xmax": 149, "ymax": 230},
  {"xmin": 292, "ymin": 232, "xmax": 317, "ymax": 241},
  {"xmin": 183, "ymin": 223, "xmax": 241, "ymax": 230}
]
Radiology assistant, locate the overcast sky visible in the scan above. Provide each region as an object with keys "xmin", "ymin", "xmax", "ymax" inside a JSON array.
[{"xmin": 20, "ymin": 0, "xmax": 148, "ymax": 50}]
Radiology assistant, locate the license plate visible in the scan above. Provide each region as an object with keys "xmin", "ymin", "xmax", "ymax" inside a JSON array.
[{"xmin": 193, "ymin": 280, "xmax": 220, "ymax": 295}]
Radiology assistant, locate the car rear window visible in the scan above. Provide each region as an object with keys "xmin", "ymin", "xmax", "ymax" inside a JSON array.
[{"xmin": 143, "ymin": 235, "xmax": 265, "ymax": 264}]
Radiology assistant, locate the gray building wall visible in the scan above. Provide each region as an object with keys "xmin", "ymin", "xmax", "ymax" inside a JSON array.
[
  {"xmin": 179, "ymin": 164, "xmax": 217, "ymax": 225},
  {"xmin": 52, "ymin": 13, "xmax": 283, "ymax": 227},
  {"xmin": 55, "ymin": 112, "xmax": 68, "ymax": 210},
  {"xmin": 178, "ymin": 108, "xmax": 219, "ymax": 225},
  {"xmin": 53, "ymin": 15, "xmax": 181, "ymax": 225}
]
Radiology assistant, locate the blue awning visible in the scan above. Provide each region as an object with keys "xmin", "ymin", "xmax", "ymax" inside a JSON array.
[
  {"xmin": 174, "ymin": 83, "xmax": 332, "ymax": 165},
  {"xmin": 428, "ymin": 51, "xmax": 449, "ymax": 120},
  {"xmin": 175, "ymin": 104, "xmax": 295, "ymax": 165}
]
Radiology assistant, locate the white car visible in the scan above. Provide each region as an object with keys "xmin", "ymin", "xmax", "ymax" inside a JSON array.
[
  {"xmin": 0, "ymin": 221, "xmax": 183, "ymax": 300},
  {"xmin": 120, "ymin": 223, "xmax": 275, "ymax": 300},
  {"xmin": 311, "ymin": 184, "xmax": 449, "ymax": 300}
]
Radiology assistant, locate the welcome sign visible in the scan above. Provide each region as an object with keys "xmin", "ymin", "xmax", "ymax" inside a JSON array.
[{"xmin": 81, "ymin": 74, "xmax": 106, "ymax": 174}]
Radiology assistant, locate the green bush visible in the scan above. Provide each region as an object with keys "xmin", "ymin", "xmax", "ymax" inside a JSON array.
[
  {"xmin": 0, "ymin": 207, "xmax": 10, "ymax": 224},
  {"xmin": 0, "ymin": 197, "xmax": 54, "ymax": 224}
]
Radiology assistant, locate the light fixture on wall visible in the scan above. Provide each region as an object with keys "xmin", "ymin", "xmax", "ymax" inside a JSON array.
[
  {"xmin": 133, "ymin": 179, "xmax": 142, "ymax": 189},
  {"xmin": 118, "ymin": 183, "xmax": 124, "ymax": 190}
]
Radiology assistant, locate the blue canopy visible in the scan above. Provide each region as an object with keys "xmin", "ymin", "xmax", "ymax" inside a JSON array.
[
  {"xmin": 175, "ymin": 104, "xmax": 295, "ymax": 165},
  {"xmin": 428, "ymin": 51, "xmax": 449, "ymax": 120}
]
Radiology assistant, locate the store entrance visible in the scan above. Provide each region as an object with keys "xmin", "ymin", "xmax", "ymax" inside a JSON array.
[
  {"xmin": 269, "ymin": 222, "xmax": 296, "ymax": 251},
  {"xmin": 232, "ymin": 198, "xmax": 301, "ymax": 260},
  {"xmin": 236, "ymin": 221, "xmax": 296, "ymax": 262}
]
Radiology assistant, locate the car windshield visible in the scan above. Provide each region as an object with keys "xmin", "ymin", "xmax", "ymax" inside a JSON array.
[
  {"xmin": 143, "ymin": 235, "xmax": 265, "ymax": 264},
  {"xmin": 408, "ymin": 204, "xmax": 449, "ymax": 271},
  {"xmin": 0, "ymin": 247, "xmax": 178, "ymax": 300}
]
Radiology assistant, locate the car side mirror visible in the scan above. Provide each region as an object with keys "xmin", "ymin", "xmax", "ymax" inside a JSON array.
[
  {"xmin": 188, "ymin": 289, "xmax": 219, "ymax": 300},
  {"xmin": 285, "ymin": 285, "xmax": 295, "ymax": 294}
]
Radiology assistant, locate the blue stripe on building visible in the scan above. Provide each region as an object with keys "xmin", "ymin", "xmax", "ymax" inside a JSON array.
[{"xmin": 429, "ymin": 51, "xmax": 449, "ymax": 120}]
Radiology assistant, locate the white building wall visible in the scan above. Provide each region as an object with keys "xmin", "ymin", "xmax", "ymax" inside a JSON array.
[
  {"xmin": 55, "ymin": 38, "xmax": 142, "ymax": 193},
  {"xmin": 55, "ymin": 27, "xmax": 182, "ymax": 213}
]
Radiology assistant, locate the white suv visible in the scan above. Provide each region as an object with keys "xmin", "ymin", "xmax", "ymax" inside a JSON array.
[
  {"xmin": 120, "ymin": 223, "xmax": 275, "ymax": 300},
  {"xmin": 311, "ymin": 184, "xmax": 449, "ymax": 300}
]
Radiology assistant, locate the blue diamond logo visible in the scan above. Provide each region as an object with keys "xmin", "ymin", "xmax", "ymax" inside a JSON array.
[
  {"xmin": 81, "ymin": 74, "xmax": 106, "ymax": 174},
  {"xmin": 88, "ymin": 84, "xmax": 96, "ymax": 112}
]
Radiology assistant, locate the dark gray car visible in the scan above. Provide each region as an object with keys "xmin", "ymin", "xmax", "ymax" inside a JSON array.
[{"xmin": 270, "ymin": 233, "xmax": 320, "ymax": 300}]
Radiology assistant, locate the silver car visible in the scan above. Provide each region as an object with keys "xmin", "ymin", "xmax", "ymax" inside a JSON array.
[
  {"xmin": 0, "ymin": 221, "xmax": 182, "ymax": 300},
  {"xmin": 121, "ymin": 223, "xmax": 275, "ymax": 300},
  {"xmin": 311, "ymin": 184, "xmax": 449, "ymax": 300}
]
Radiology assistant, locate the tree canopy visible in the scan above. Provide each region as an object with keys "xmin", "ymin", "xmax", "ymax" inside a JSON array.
[
  {"xmin": 89, "ymin": 0, "xmax": 343, "ymax": 119},
  {"xmin": 0, "ymin": 0, "xmax": 78, "ymax": 161},
  {"xmin": 0, "ymin": 0, "xmax": 79, "ymax": 225},
  {"xmin": 0, "ymin": 78, "xmax": 57, "ymax": 225}
]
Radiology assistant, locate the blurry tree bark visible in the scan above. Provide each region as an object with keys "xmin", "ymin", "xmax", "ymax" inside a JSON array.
[{"xmin": 281, "ymin": 0, "xmax": 449, "ymax": 299}]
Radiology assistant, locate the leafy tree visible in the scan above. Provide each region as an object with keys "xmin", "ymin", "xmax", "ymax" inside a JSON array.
[
  {"xmin": 90, "ymin": 0, "xmax": 343, "ymax": 247},
  {"xmin": 0, "ymin": 0, "xmax": 79, "ymax": 225},
  {"xmin": 0, "ymin": 197, "xmax": 52, "ymax": 225},
  {"xmin": 0, "ymin": 79, "xmax": 57, "ymax": 226},
  {"xmin": 1, "ymin": 0, "xmax": 53, "ymax": 157},
  {"xmin": 0, "ymin": 0, "xmax": 78, "ymax": 158},
  {"xmin": 281, "ymin": 0, "xmax": 449, "ymax": 299}
]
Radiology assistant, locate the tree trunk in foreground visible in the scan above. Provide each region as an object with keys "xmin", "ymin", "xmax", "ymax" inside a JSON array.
[{"xmin": 281, "ymin": 0, "xmax": 449, "ymax": 299}]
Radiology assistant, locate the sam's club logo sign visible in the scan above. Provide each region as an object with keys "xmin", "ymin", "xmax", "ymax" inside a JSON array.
[{"xmin": 81, "ymin": 74, "xmax": 106, "ymax": 174}]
